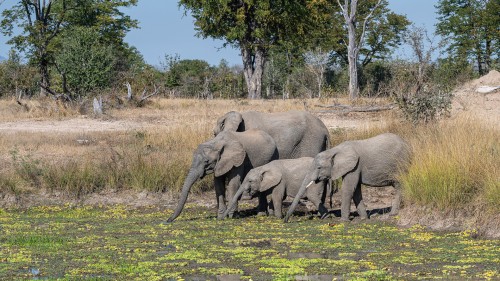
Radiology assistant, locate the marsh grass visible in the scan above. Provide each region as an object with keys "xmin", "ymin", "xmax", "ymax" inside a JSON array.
[
  {"xmin": 399, "ymin": 117, "xmax": 500, "ymax": 211},
  {"xmin": 0, "ymin": 205, "xmax": 499, "ymax": 280}
]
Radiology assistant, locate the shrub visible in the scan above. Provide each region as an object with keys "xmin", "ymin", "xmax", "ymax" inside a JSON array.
[{"xmin": 395, "ymin": 88, "xmax": 453, "ymax": 124}]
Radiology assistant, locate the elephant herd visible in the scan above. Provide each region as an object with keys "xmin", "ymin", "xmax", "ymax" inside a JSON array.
[{"xmin": 167, "ymin": 110, "xmax": 411, "ymax": 223}]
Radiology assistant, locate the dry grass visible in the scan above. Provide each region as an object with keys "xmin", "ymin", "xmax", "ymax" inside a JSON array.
[
  {"xmin": 399, "ymin": 116, "xmax": 500, "ymax": 211},
  {"xmin": 0, "ymin": 98, "xmax": 498, "ymax": 214}
]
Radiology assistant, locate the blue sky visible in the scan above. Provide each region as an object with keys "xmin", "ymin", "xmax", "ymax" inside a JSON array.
[{"xmin": 0, "ymin": 0, "xmax": 440, "ymax": 66}]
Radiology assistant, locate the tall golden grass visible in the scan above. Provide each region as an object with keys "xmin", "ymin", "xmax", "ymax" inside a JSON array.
[
  {"xmin": 0, "ymin": 98, "xmax": 498, "ymax": 213},
  {"xmin": 399, "ymin": 116, "xmax": 500, "ymax": 212}
]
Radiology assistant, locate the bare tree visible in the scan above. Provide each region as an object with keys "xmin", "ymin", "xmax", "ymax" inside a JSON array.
[
  {"xmin": 304, "ymin": 48, "xmax": 330, "ymax": 99},
  {"xmin": 404, "ymin": 25, "xmax": 442, "ymax": 93},
  {"xmin": 336, "ymin": 0, "xmax": 381, "ymax": 99}
]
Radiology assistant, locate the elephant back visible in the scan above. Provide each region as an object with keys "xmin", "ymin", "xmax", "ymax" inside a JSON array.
[
  {"xmin": 231, "ymin": 129, "xmax": 279, "ymax": 169},
  {"xmin": 241, "ymin": 111, "xmax": 330, "ymax": 159}
]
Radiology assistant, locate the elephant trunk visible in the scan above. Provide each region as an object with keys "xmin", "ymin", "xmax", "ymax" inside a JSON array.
[
  {"xmin": 283, "ymin": 177, "xmax": 314, "ymax": 223},
  {"xmin": 222, "ymin": 185, "xmax": 248, "ymax": 219},
  {"xmin": 167, "ymin": 168, "xmax": 202, "ymax": 222}
]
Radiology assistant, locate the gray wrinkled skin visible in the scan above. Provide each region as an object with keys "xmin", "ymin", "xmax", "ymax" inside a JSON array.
[
  {"xmin": 167, "ymin": 129, "xmax": 278, "ymax": 222},
  {"xmin": 284, "ymin": 133, "xmax": 411, "ymax": 222}
]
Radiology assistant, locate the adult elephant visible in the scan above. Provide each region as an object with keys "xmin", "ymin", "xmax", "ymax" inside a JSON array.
[
  {"xmin": 214, "ymin": 111, "xmax": 330, "ymax": 159},
  {"xmin": 167, "ymin": 129, "xmax": 278, "ymax": 222},
  {"xmin": 284, "ymin": 133, "xmax": 412, "ymax": 222}
]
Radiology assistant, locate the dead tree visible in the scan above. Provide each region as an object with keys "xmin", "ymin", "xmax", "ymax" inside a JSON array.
[
  {"xmin": 337, "ymin": 0, "xmax": 382, "ymax": 99},
  {"xmin": 93, "ymin": 96, "xmax": 103, "ymax": 115}
]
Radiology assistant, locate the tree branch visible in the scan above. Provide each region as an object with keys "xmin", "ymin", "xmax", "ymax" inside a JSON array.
[
  {"xmin": 22, "ymin": 1, "xmax": 33, "ymax": 27},
  {"xmin": 358, "ymin": 0, "xmax": 382, "ymax": 49}
]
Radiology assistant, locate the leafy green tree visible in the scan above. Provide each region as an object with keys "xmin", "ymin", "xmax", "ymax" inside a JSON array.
[
  {"xmin": 0, "ymin": 50, "xmax": 38, "ymax": 97},
  {"xmin": 179, "ymin": 0, "xmax": 324, "ymax": 99},
  {"xmin": 165, "ymin": 58, "xmax": 213, "ymax": 98},
  {"xmin": 436, "ymin": 0, "xmax": 499, "ymax": 74},
  {"xmin": 0, "ymin": 0, "xmax": 138, "ymax": 98},
  {"xmin": 54, "ymin": 27, "xmax": 116, "ymax": 98}
]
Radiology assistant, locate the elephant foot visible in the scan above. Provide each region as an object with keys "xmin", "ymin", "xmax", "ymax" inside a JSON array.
[{"xmin": 340, "ymin": 217, "xmax": 351, "ymax": 222}]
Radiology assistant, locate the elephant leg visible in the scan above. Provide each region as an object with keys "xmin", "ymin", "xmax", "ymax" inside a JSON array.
[
  {"xmin": 215, "ymin": 177, "xmax": 227, "ymax": 219},
  {"xmin": 306, "ymin": 188, "xmax": 328, "ymax": 219},
  {"xmin": 340, "ymin": 172, "xmax": 359, "ymax": 222},
  {"xmin": 267, "ymin": 199, "xmax": 274, "ymax": 216},
  {"xmin": 257, "ymin": 194, "xmax": 269, "ymax": 216},
  {"xmin": 224, "ymin": 174, "xmax": 242, "ymax": 219},
  {"xmin": 389, "ymin": 181, "xmax": 402, "ymax": 216},
  {"xmin": 352, "ymin": 183, "xmax": 367, "ymax": 220},
  {"xmin": 271, "ymin": 191, "xmax": 284, "ymax": 219}
]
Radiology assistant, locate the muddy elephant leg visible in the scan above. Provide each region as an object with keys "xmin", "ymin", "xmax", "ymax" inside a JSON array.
[
  {"xmin": 306, "ymin": 188, "xmax": 329, "ymax": 219},
  {"xmin": 389, "ymin": 181, "xmax": 402, "ymax": 216},
  {"xmin": 267, "ymin": 199, "xmax": 274, "ymax": 216},
  {"xmin": 257, "ymin": 194, "xmax": 269, "ymax": 216},
  {"xmin": 340, "ymin": 172, "xmax": 359, "ymax": 221},
  {"xmin": 271, "ymin": 191, "xmax": 284, "ymax": 219},
  {"xmin": 215, "ymin": 176, "xmax": 227, "ymax": 219},
  {"xmin": 310, "ymin": 197, "xmax": 329, "ymax": 219},
  {"xmin": 224, "ymin": 173, "xmax": 242, "ymax": 219},
  {"xmin": 352, "ymin": 183, "xmax": 367, "ymax": 220}
]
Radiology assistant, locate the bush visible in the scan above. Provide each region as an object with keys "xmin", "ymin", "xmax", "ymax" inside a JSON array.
[{"xmin": 395, "ymin": 88, "xmax": 453, "ymax": 124}]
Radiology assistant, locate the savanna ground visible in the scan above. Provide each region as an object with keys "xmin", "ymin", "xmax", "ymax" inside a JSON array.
[{"xmin": 0, "ymin": 72, "xmax": 499, "ymax": 280}]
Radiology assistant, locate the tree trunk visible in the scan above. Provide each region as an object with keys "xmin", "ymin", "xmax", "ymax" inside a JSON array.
[
  {"xmin": 347, "ymin": 21, "xmax": 359, "ymax": 99},
  {"xmin": 476, "ymin": 43, "xmax": 483, "ymax": 75},
  {"xmin": 39, "ymin": 58, "xmax": 50, "ymax": 97},
  {"xmin": 485, "ymin": 39, "xmax": 491, "ymax": 72},
  {"xmin": 241, "ymin": 46, "xmax": 265, "ymax": 99}
]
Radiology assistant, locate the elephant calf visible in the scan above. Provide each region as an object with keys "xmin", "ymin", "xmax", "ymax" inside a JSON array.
[
  {"xmin": 223, "ymin": 158, "xmax": 329, "ymax": 219},
  {"xmin": 284, "ymin": 133, "xmax": 411, "ymax": 222}
]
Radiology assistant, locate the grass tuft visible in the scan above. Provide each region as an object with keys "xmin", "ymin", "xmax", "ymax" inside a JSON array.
[{"xmin": 400, "ymin": 117, "xmax": 499, "ymax": 211}]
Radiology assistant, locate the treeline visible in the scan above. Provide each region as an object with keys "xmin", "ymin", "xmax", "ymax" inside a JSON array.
[
  {"xmin": 0, "ymin": 0, "xmax": 498, "ymax": 102},
  {"xmin": 0, "ymin": 47, "xmax": 479, "ymax": 100}
]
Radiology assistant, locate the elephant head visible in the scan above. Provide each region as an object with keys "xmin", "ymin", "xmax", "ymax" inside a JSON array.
[
  {"xmin": 213, "ymin": 111, "xmax": 243, "ymax": 136},
  {"xmin": 223, "ymin": 166, "xmax": 282, "ymax": 218},
  {"xmin": 283, "ymin": 146, "xmax": 358, "ymax": 222},
  {"xmin": 309, "ymin": 146, "xmax": 359, "ymax": 183},
  {"xmin": 167, "ymin": 132, "xmax": 246, "ymax": 222}
]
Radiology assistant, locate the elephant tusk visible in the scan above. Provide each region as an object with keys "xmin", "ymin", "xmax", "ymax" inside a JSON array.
[{"xmin": 306, "ymin": 181, "xmax": 314, "ymax": 189}]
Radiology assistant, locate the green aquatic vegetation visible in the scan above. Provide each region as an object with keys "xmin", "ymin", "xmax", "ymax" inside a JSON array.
[{"xmin": 0, "ymin": 205, "xmax": 499, "ymax": 280}]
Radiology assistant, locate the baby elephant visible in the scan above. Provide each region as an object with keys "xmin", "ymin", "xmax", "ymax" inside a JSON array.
[
  {"xmin": 284, "ymin": 133, "xmax": 411, "ymax": 222},
  {"xmin": 223, "ymin": 158, "xmax": 329, "ymax": 219}
]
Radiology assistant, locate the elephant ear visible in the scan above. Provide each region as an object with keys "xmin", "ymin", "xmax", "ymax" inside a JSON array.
[
  {"xmin": 216, "ymin": 111, "xmax": 243, "ymax": 134},
  {"xmin": 214, "ymin": 139, "xmax": 246, "ymax": 177},
  {"xmin": 259, "ymin": 168, "xmax": 282, "ymax": 192},
  {"xmin": 331, "ymin": 147, "xmax": 359, "ymax": 180}
]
